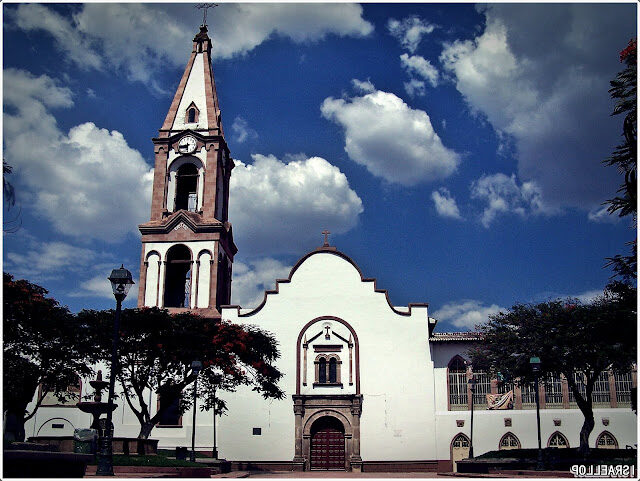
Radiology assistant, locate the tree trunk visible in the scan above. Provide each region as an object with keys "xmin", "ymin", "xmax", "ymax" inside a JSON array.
[
  {"xmin": 137, "ymin": 421, "xmax": 155, "ymax": 439},
  {"xmin": 578, "ymin": 408, "xmax": 595, "ymax": 455},
  {"xmin": 3, "ymin": 409, "xmax": 26, "ymax": 442}
]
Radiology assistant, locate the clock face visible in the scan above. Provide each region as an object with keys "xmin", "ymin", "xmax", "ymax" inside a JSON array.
[{"xmin": 178, "ymin": 135, "xmax": 197, "ymax": 154}]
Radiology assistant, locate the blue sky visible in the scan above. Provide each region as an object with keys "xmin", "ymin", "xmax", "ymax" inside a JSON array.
[{"xmin": 2, "ymin": 2, "xmax": 636, "ymax": 331}]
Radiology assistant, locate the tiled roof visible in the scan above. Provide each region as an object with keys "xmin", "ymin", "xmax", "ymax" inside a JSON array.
[{"xmin": 430, "ymin": 332, "xmax": 482, "ymax": 342}]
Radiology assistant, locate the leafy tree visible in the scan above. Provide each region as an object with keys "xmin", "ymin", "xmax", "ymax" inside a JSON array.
[
  {"xmin": 3, "ymin": 273, "xmax": 95, "ymax": 441},
  {"xmin": 470, "ymin": 283, "xmax": 636, "ymax": 454},
  {"xmin": 79, "ymin": 308, "xmax": 283, "ymax": 439},
  {"xmin": 3, "ymin": 160, "xmax": 21, "ymax": 233},
  {"xmin": 604, "ymin": 38, "xmax": 637, "ymax": 280}
]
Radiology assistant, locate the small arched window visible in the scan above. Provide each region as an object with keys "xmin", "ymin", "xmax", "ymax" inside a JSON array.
[
  {"xmin": 329, "ymin": 358, "xmax": 337, "ymax": 383},
  {"xmin": 596, "ymin": 431, "xmax": 618, "ymax": 449},
  {"xmin": 175, "ymin": 163, "xmax": 198, "ymax": 212},
  {"xmin": 318, "ymin": 358, "xmax": 327, "ymax": 384},
  {"xmin": 548, "ymin": 431, "xmax": 569, "ymax": 448},
  {"xmin": 499, "ymin": 432, "xmax": 521, "ymax": 450}
]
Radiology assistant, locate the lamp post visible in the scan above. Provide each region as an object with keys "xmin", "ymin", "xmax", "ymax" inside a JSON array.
[
  {"xmin": 212, "ymin": 386, "xmax": 218, "ymax": 459},
  {"xmin": 530, "ymin": 356, "xmax": 544, "ymax": 470},
  {"xmin": 468, "ymin": 376, "xmax": 477, "ymax": 458},
  {"xmin": 96, "ymin": 265, "xmax": 134, "ymax": 476},
  {"xmin": 190, "ymin": 360, "xmax": 203, "ymax": 463}
]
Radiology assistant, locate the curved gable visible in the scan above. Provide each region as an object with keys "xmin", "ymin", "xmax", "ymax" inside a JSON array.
[{"xmin": 225, "ymin": 248, "xmax": 428, "ymax": 317}]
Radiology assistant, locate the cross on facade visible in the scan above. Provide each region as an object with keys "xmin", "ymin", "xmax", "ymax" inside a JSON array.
[
  {"xmin": 324, "ymin": 325, "xmax": 331, "ymax": 339},
  {"xmin": 322, "ymin": 230, "xmax": 331, "ymax": 247},
  {"xmin": 195, "ymin": 3, "xmax": 218, "ymax": 26}
]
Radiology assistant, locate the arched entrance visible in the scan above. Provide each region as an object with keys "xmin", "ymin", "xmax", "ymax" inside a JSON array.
[
  {"xmin": 450, "ymin": 433, "xmax": 470, "ymax": 473},
  {"xmin": 310, "ymin": 416, "xmax": 345, "ymax": 470}
]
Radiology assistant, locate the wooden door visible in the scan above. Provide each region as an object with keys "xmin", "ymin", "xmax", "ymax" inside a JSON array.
[{"xmin": 310, "ymin": 417, "xmax": 345, "ymax": 470}]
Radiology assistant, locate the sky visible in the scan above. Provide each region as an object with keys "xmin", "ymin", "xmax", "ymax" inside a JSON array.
[{"xmin": 2, "ymin": 2, "xmax": 637, "ymax": 332}]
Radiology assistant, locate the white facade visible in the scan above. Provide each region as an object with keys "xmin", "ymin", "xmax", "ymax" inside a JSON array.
[{"xmin": 24, "ymin": 247, "xmax": 637, "ymax": 471}]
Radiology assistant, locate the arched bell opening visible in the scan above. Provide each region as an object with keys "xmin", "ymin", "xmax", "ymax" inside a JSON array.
[
  {"xmin": 164, "ymin": 244, "xmax": 193, "ymax": 308},
  {"xmin": 175, "ymin": 163, "xmax": 199, "ymax": 212}
]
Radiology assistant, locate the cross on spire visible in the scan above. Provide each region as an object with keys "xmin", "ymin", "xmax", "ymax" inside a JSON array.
[
  {"xmin": 322, "ymin": 230, "xmax": 331, "ymax": 247},
  {"xmin": 195, "ymin": 3, "xmax": 218, "ymax": 27}
]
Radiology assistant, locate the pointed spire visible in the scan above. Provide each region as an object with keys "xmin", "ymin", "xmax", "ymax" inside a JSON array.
[{"xmin": 159, "ymin": 25, "xmax": 223, "ymax": 138}]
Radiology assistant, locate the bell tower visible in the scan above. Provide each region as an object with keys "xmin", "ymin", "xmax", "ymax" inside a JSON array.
[{"xmin": 137, "ymin": 24, "xmax": 236, "ymax": 317}]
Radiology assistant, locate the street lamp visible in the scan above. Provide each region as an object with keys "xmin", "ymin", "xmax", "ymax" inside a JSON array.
[
  {"xmin": 96, "ymin": 265, "xmax": 134, "ymax": 476},
  {"xmin": 190, "ymin": 360, "xmax": 203, "ymax": 463},
  {"xmin": 468, "ymin": 376, "xmax": 477, "ymax": 458},
  {"xmin": 530, "ymin": 356, "xmax": 544, "ymax": 471},
  {"xmin": 212, "ymin": 386, "xmax": 218, "ymax": 459}
]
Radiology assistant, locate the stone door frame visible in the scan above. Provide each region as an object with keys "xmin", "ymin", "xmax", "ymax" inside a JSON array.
[{"xmin": 292, "ymin": 394, "xmax": 363, "ymax": 471}]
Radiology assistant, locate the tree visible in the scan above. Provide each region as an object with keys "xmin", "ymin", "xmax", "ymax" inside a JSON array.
[
  {"xmin": 3, "ymin": 161, "xmax": 21, "ymax": 233},
  {"xmin": 469, "ymin": 284, "xmax": 636, "ymax": 454},
  {"xmin": 79, "ymin": 308, "xmax": 283, "ymax": 439},
  {"xmin": 3, "ymin": 273, "xmax": 95, "ymax": 441},
  {"xmin": 603, "ymin": 38, "xmax": 637, "ymax": 280}
]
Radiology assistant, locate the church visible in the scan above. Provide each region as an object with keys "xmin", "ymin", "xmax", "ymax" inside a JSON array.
[{"xmin": 25, "ymin": 24, "xmax": 637, "ymax": 473}]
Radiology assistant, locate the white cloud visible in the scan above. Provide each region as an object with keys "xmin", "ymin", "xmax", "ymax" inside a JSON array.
[
  {"xmin": 3, "ymin": 69, "xmax": 153, "ymax": 242},
  {"xmin": 11, "ymin": 3, "xmax": 372, "ymax": 92},
  {"xmin": 5, "ymin": 239, "xmax": 106, "ymax": 282},
  {"xmin": 12, "ymin": 4, "xmax": 103, "ymax": 71},
  {"xmin": 351, "ymin": 78, "xmax": 376, "ymax": 94},
  {"xmin": 439, "ymin": 4, "xmax": 635, "ymax": 212},
  {"xmin": 229, "ymin": 154, "xmax": 363, "ymax": 256},
  {"xmin": 470, "ymin": 173, "xmax": 551, "ymax": 227},
  {"xmin": 433, "ymin": 300, "xmax": 506, "ymax": 331},
  {"xmin": 403, "ymin": 79, "xmax": 426, "ymax": 98},
  {"xmin": 400, "ymin": 53, "xmax": 439, "ymax": 87},
  {"xmin": 231, "ymin": 116, "xmax": 258, "ymax": 144},
  {"xmin": 230, "ymin": 258, "xmax": 292, "ymax": 308},
  {"xmin": 321, "ymin": 81, "xmax": 460, "ymax": 186},
  {"xmin": 387, "ymin": 16, "xmax": 435, "ymax": 53},
  {"xmin": 587, "ymin": 205, "xmax": 620, "ymax": 224},
  {"xmin": 68, "ymin": 273, "xmax": 137, "ymax": 305},
  {"xmin": 431, "ymin": 188, "xmax": 463, "ymax": 220}
]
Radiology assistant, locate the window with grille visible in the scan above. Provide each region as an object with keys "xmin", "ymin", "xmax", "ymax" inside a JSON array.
[
  {"xmin": 448, "ymin": 357, "xmax": 468, "ymax": 410},
  {"xmin": 548, "ymin": 431, "xmax": 569, "ymax": 448},
  {"xmin": 568, "ymin": 372, "xmax": 587, "ymax": 405},
  {"xmin": 499, "ymin": 432, "xmax": 520, "ymax": 450},
  {"xmin": 592, "ymin": 371, "xmax": 611, "ymax": 406},
  {"xmin": 520, "ymin": 381, "xmax": 537, "ymax": 407},
  {"xmin": 452, "ymin": 434, "xmax": 470, "ymax": 448},
  {"xmin": 472, "ymin": 370, "xmax": 491, "ymax": 407},
  {"xmin": 314, "ymin": 355, "xmax": 341, "ymax": 386},
  {"xmin": 614, "ymin": 371, "xmax": 633, "ymax": 406},
  {"xmin": 544, "ymin": 373, "xmax": 564, "ymax": 407}
]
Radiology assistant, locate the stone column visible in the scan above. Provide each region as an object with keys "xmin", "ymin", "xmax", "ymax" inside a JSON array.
[
  {"xmin": 350, "ymin": 396, "xmax": 363, "ymax": 472},
  {"xmin": 292, "ymin": 396, "xmax": 305, "ymax": 470}
]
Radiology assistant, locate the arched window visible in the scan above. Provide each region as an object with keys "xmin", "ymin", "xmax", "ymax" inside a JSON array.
[
  {"xmin": 188, "ymin": 108, "xmax": 196, "ymax": 123},
  {"xmin": 548, "ymin": 431, "xmax": 569, "ymax": 448},
  {"xmin": 499, "ymin": 432, "xmax": 521, "ymax": 450},
  {"xmin": 329, "ymin": 358, "xmax": 337, "ymax": 383},
  {"xmin": 596, "ymin": 431, "xmax": 618, "ymax": 449},
  {"xmin": 164, "ymin": 245, "xmax": 192, "ymax": 308},
  {"xmin": 314, "ymin": 355, "xmax": 341, "ymax": 386},
  {"xmin": 318, "ymin": 358, "xmax": 327, "ymax": 384},
  {"xmin": 175, "ymin": 163, "xmax": 198, "ymax": 212},
  {"xmin": 448, "ymin": 356, "xmax": 468, "ymax": 410}
]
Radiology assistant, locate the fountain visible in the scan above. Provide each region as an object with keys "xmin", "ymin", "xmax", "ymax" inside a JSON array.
[{"xmin": 76, "ymin": 370, "xmax": 116, "ymax": 430}]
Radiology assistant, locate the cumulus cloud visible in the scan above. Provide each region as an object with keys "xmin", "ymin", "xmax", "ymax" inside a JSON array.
[
  {"xmin": 230, "ymin": 258, "xmax": 292, "ymax": 308},
  {"xmin": 3, "ymin": 68, "xmax": 153, "ymax": 242},
  {"xmin": 229, "ymin": 154, "xmax": 363, "ymax": 256},
  {"xmin": 321, "ymin": 81, "xmax": 460, "ymax": 186},
  {"xmin": 439, "ymin": 4, "xmax": 635, "ymax": 212},
  {"xmin": 387, "ymin": 16, "xmax": 435, "ymax": 53},
  {"xmin": 431, "ymin": 188, "xmax": 463, "ymax": 220},
  {"xmin": 403, "ymin": 79, "xmax": 426, "ymax": 98},
  {"xmin": 400, "ymin": 53, "xmax": 439, "ymax": 88},
  {"xmin": 231, "ymin": 116, "xmax": 258, "ymax": 144},
  {"xmin": 433, "ymin": 300, "xmax": 506, "ymax": 331},
  {"xmin": 470, "ymin": 173, "xmax": 551, "ymax": 227},
  {"xmin": 10, "ymin": 3, "xmax": 372, "ymax": 92}
]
